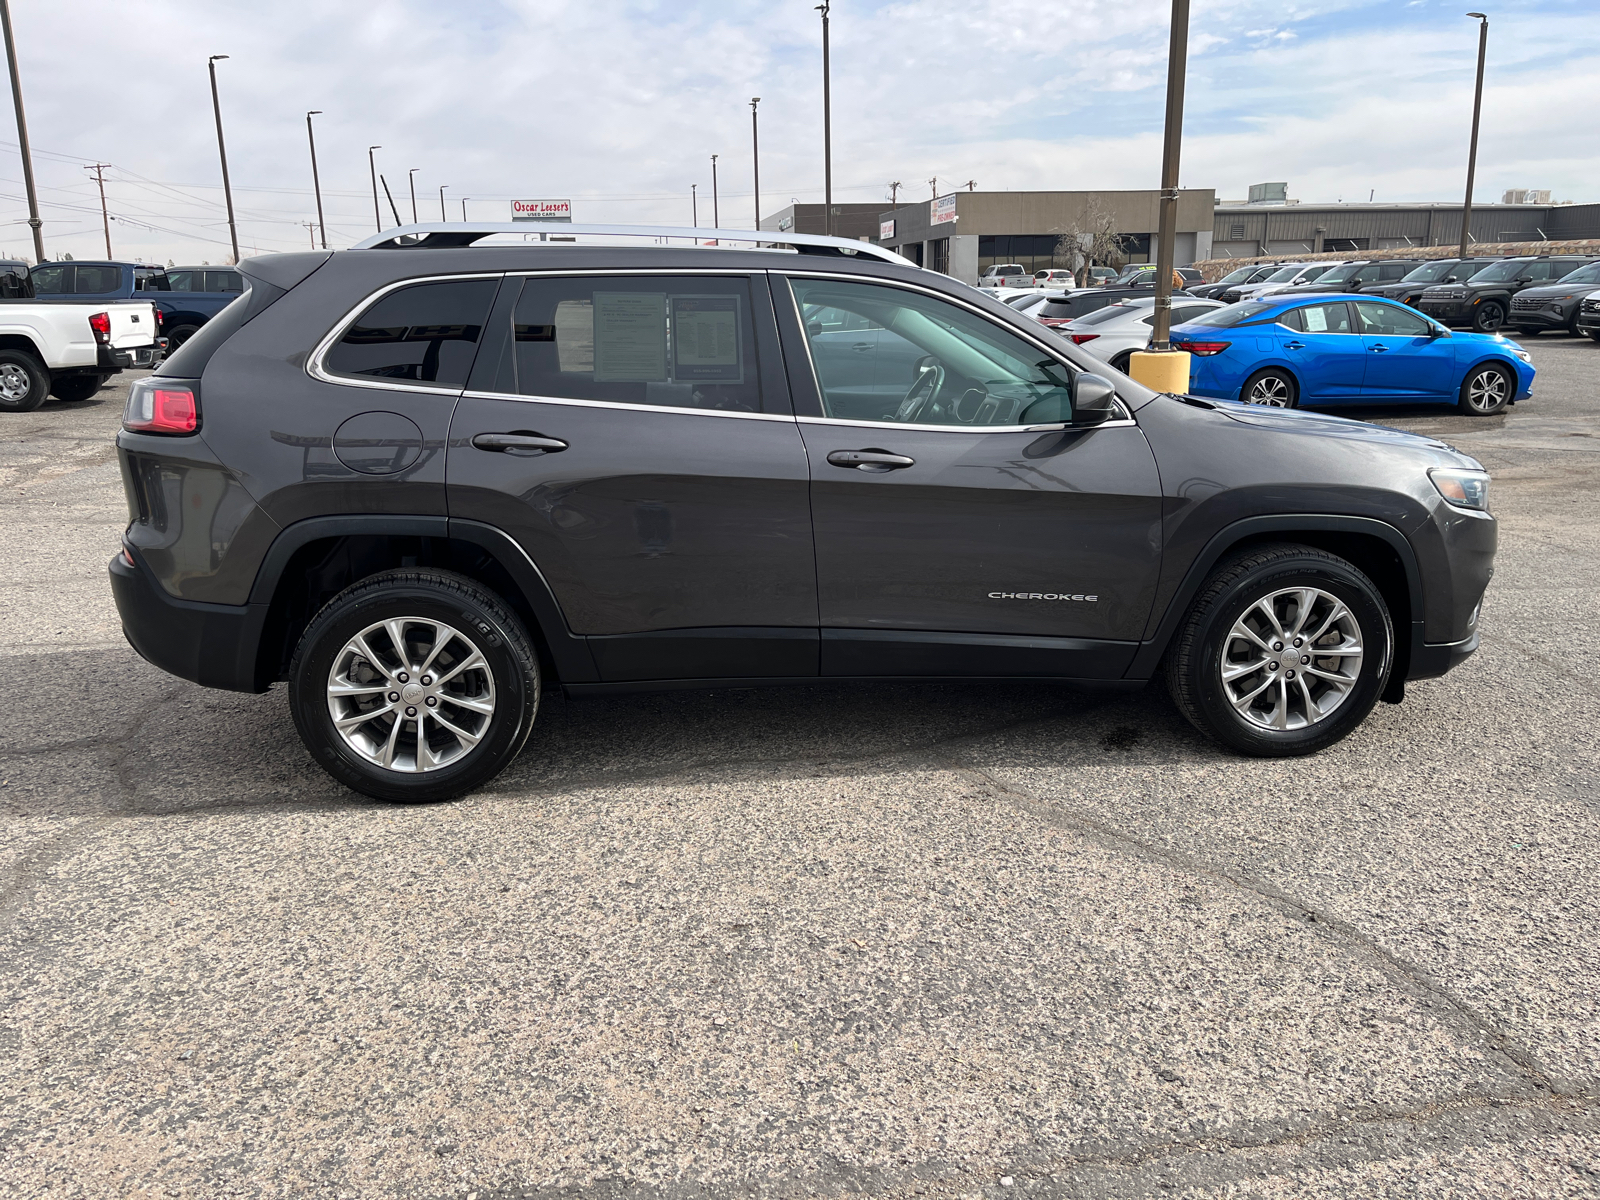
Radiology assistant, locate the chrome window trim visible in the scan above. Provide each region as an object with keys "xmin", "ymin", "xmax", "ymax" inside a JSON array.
[
  {"xmin": 307, "ymin": 271, "xmax": 506, "ymax": 394},
  {"xmin": 459, "ymin": 389, "xmax": 794, "ymax": 423},
  {"xmin": 773, "ymin": 269, "xmax": 1136, "ymax": 429},
  {"xmin": 503, "ymin": 267, "xmax": 766, "ymax": 279}
]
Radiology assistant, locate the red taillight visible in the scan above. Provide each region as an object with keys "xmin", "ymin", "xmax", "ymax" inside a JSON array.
[
  {"xmin": 89, "ymin": 311, "xmax": 111, "ymax": 344},
  {"xmin": 1182, "ymin": 341, "xmax": 1232, "ymax": 356},
  {"xmin": 123, "ymin": 381, "xmax": 198, "ymax": 434},
  {"xmin": 154, "ymin": 308, "xmax": 163, "ymax": 328},
  {"xmin": 1069, "ymin": 332, "xmax": 1100, "ymax": 344}
]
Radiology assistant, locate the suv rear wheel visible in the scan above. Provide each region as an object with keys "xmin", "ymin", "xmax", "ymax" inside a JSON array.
[
  {"xmin": 0, "ymin": 350, "xmax": 49, "ymax": 413},
  {"xmin": 288, "ymin": 569, "xmax": 540, "ymax": 802},
  {"xmin": 1166, "ymin": 545, "xmax": 1393, "ymax": 757}
]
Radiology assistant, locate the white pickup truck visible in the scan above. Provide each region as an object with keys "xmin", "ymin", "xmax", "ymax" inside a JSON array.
[{"xmin": 0, "ymin": 262, "xmax": 162, "ymax": 412}]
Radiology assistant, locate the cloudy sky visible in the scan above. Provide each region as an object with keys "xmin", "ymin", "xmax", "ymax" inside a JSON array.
[{"xmin": 3, "ymin": 0, "xmax": 1594, "ymax": 264}]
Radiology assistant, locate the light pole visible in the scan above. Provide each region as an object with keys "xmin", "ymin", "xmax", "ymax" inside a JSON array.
[
  {"xmin": 439, "ymin": 185, "xmax": 447, "ymax": 220},
  {"xmin": 817, "ymin": 2, "xmax": 832, "ymax": 236},
  {"xmin": 1149, "ymin": 0, "xmax": 1190, "ymax": 353},
  {"xmin": 85, "ymin": 164, "xmax": 111, "ymax": 258},
  {"xmin": 692, "ymin": 183, "xmax": 698, "ymax": 228},
  {"xmin": 750, "ymin": 97, "xmax": 761, "ymax": 232},
  {"xmin": 367, "ymin": 146, "xmax": 382, "ymax": 232},
  {"xmin": 408, "ymin": 168, "xmax": 419, "ymax": 223},
  {"xmin": 208, "ymin": 55, "xmax": 240, "ymax": 264},
  {"xmin": 711, "ymin": 154, "xmax": 719, "ymax": 227},
  {"xmin": 0, "ymin": 0, "xmax": 44, "ymax": 262},
  {"xmin": 1459, "ymin": 13, "xmax": 1489, "ymax": 258},
  {"xmin": 306, "ymin": 111, "xmax": 326, "ymax": 249},
  {"xmin": 461, "ymin": 196, "xmax": 470, "ymax": 221}
]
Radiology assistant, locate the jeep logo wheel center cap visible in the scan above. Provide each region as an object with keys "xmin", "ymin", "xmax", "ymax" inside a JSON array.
[{"xmin": 402, "ymin": 683, "xmax": 425, "ymax": 705}]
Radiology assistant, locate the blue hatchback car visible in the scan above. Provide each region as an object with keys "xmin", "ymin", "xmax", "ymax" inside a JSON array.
[{"xmin": 1169, "ymin": 293, "xmax": 1535, "ymax": 415}]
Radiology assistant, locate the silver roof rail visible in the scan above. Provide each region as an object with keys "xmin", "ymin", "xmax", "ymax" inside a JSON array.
[{"xmin": 350, "ymin": 221, "xmax": 914, "ymax": 267}]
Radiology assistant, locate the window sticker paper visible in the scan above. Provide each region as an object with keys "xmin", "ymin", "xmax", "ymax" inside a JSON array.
[
  {"xmin": 593, "ymin": 292, "xmax": 668, "ymax": 382},
  {"xmin": 671, "ymin": 295, "xmax": 743, "ymax": 383}
]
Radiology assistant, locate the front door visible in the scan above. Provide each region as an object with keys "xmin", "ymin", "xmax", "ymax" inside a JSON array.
[
  {"xmin": 779, "ymin": 274, "xmax": 1163, "ymax": 680},
  {"xmin": 1354, "ymin": 300, "xmax": 1457, "ymax": 399},
  {"xmin": 447, "ymin": 272, "xmax": 818, "ymax": 682}
]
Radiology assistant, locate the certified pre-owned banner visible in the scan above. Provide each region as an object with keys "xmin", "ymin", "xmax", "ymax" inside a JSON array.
[{"xmin": 930, "ymin": 195, "xmax": 957, "ymax": 225}]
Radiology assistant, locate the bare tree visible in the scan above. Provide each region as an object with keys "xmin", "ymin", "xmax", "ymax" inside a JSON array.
[{"xmin": 1054, "ymin": 200, "xmax": 1125, "ymax": 286}]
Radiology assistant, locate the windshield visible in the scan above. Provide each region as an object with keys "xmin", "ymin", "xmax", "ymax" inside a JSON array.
[
  {"xmin": 1181, "ymin": 302, "xmax": 1274, "ymax": 328},
  {"xmin": 1557, "ymin": 262, "xmax": 1600, "ymax": 285},
  {"xmin": 1263, "ymin": 265, "xmax": 1304, "ymax": 283},
  {"xmin": 1300, "ymin": 265, "xmax": 1333, "ymax": 281},
  {"xmin": 1401, "ymin": 260, "xmax": 1457, "ymax": 283},
  {"xmin": 1472, "ymin": 260, "xmax": 1530, "ymax": 283},
  {"xmin": 1216, "ymin": 267, "xmax": 1255, "ymax": 284},
  {"xmin": 1316, "ymin": 264, "xmax": 1361, "ymax": 284}
]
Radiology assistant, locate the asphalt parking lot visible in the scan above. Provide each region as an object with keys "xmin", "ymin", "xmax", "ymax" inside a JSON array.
[{"xmin": 3, "ymin": 340, "xmax": 1599, "ymax": 1199}]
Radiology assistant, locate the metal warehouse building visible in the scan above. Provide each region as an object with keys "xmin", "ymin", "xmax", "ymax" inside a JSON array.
[{"xmin": 1211, "ymin": 200, "xmax": 1600, "ymax": 259}]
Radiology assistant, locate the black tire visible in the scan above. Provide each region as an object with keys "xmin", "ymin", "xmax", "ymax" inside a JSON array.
[
  {"xmin": 1471, "ymin": 302, "xmax": 1506, "ymax": 333},
  {"xmin": 1240, "ymin": 368, "xmax": 1298, "ymax": 408},
  {"xmin": 1589, "ymin": 332, "xmax": 1600, "ymax": 344},
  {"xmin": 1110, "ymin": 350, "xmax": 1134, "ymax": 374},
  {"xmin": 0, "ymin": 349, "xmax": 49, "ymax": 413},
  {"xmin": 165, "ymin": 324, "xmax": 201, "ymax": 351},
  {"xmin": 1458, "ymin": 361, "xmax": 1513, "ymax": 416},
  {"xmin": 288, "ymin": 569, "xmax": 540, "ymax": 802},
  {"xmin": 1165, "ymin": 544, "xmax": 1393, "ymax": 757},
  {"xmin": 48, "ymin": 373, "xmax": 106, "ymax": 403}
]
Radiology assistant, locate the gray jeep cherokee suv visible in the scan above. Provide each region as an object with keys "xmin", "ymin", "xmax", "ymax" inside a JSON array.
[{"xmin": 109, "ymin": 224, "xmax": 1495, "ymax": 802}]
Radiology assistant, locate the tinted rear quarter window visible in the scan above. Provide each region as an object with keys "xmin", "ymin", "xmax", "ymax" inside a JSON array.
[
  {"xmin": 167, "ymin": 271, "xmax": 198, "ymax": 292},
  {"xmin": 73, "ymin": 265, "xmax": 121, "ymax": 294},
  {"xmin": 31, "ymin": 265, "xmax": 68, "ymax": 294},
  {"xmin": 324, "ymin": 278, "xmax": 499, "ymax": 388},
  {"xmin": 475, "ymin": 275, "xmax": 765, "ymax": 413},
  {"xmin": 207, "ymin": 270, "xmax": 244, "ymax": 293}
]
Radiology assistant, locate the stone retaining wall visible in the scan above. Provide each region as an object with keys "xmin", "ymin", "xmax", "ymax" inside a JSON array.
[{"xmin": 1193, "ymin": 239, "xmax": 1600, "ymax": 282}]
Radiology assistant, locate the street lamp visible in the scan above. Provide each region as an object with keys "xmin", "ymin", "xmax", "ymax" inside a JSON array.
[
  {"xmin": 692, "ymin": 183, "xmax": 698, "ymax": 228},
  {"xmin": 817, "ymin": 2, "xmax": 832, "ymax": 236},
  {"xmin": 461, "ymin": 196, "xmax": 470, "ymax": 221},
  {"xmin": 408, "ymin": 168, "xmax": 419, "ymax": 223},
  {"xmin": 0, "ymin": 0, "xmax": 46, "ymax": 262},
  {"xmin": 367, "ymin": 146, "xmax": 382, "ymax": 232},
  {"xmin": 750, "ymin": 97, "xmax": 761, "ymax": 232},
  {"xmin": 306, "ymin": 111, "xmax": 326, "ymax": 249},
  {"xmin": 1459, "ymin": 13, "xmax": 1489, "ymax": 258},
  {"xmin": 711, "ymin": 154, "xmax": 719, "ymax": 227},
  {"xmin": 439, "ymin": 185, "xmax": 448, "ymax": 221},
  {"xmin": 208, "ymin": 55, "xmax": 240, "ymax": 264},
  {"xmin": 1149, "ymin": 0, "xmax": 1190, "ymax": 353}
]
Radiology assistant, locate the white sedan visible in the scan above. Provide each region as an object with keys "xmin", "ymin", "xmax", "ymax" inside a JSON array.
[{"xmin": 1049, "ymin": 295, "xmax": 1226, "ymax": 374}]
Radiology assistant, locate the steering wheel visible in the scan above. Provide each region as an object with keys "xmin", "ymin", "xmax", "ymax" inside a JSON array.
[{"xmin": 893, "ymin": 359, "xmax": 945, "ymax": 423}]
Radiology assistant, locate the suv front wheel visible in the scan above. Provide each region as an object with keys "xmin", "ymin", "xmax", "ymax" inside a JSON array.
[
  {"xmin": 289, "ymin": 569, "xmax": 540, "ymax": 802},
  {"xmin": 1165, "ymin": 545, "xmax": 1393, "ymax": 757}
]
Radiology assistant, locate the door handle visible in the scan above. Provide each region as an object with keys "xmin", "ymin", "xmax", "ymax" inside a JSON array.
[
  {"xmin": 851, "ymin": 342, "xmax": 873, "ymax": 352},
  {"xmin": 471, "ymin": 432, "xmax": 568, "ymax": 454},
  {"xmin": 827, "ymin": 448, "xmax": 915, "ymax": 471},
  {"xmin": 1283, "ymin": 340, "xmax": 1305, "ymax": 350},
  {"xmin": 1369, "ymin": 343, "xmax": 1389, "ymax": 353}
]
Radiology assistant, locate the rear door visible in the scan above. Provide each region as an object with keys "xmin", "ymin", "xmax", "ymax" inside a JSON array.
[
  {"xmin": 446, "ymin": 271, "xmax": 818, "ymax": 683},
  {"xmin": 778, "ymin": 272, "xmax": 1163, "ymax": 680},
  {"xmin": 1277, "ymin": 301, "xmax": 1366, "ymax": 402},
  {"xmin": 1355, "ymin": 300, "xmax": 1456, "ymax": 399}
]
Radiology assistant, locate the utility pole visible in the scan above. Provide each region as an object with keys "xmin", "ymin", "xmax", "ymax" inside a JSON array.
[
  {"xmin": 965, "ymin": 179, "xmax": 977, "ymax": 192},
  {"xmin": 1149, "ymin": 0, "xmax": 1190, "ymax": 353},
  {"xmin": 439, "ymin": 185, "xmax": 447, "ymax": 221},
  {"xmin": 0, "ymin": 0, "xmax": 44, "ymax": 262},
  {"xmin": 303, "ymin": 221, "xmax": 317, "ymax": 249},
  {"xmin": 692, "ymin": 183, "xmax": 698, "ymax": 228},
  {"xmin": 929, "ymin": 177, "xmax": 937, "ymax": 199},
  {"xmin": 306, "ymin": 111, "xmax": 326, "ymax": 249},
  {"xmin": 889, "ymin": 181, "xmax": 900, "ymax": 206},
  {"xmin": 85, "ymin": 163, "xmax": 112, "ymax": 258},
  {"xmin": 408, "ymin": 168, "xmax": 419, "ymax": 223},
  {"xmin": 750, "ymin": 97, "xmax": 761, "ymax": 231},
  {"xmin": 711, "ymin": 154, "xmax": 719, "ymax": 227},
  {"xmin": 817, "ymin": 2, "xmax": 832, "ymax": 236},
  {"xmin": 461, "ymin": 197, "xmax": 469, "ymax": 221},
  {"xmin": 1459, "ymin": 13, "xmax": 1489, "ymax": 259},
  {"xmin": 208, "ymin": 55, "xmax": 240, "ymax": 264},
  {"xmin": 367, "ymin": 146, "xmax": 382, "ymax": 232}
]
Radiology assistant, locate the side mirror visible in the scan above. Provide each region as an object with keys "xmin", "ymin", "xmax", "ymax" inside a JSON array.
[
  {"xmin": 1071, "ymin": 373, "xmax": 1118, "ymax": 426},
  {"xmin": 1428, "ymin": 324, "xmax": 1450, "ymax": 338}
]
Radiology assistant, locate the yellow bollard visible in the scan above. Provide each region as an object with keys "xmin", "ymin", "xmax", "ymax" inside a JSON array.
[{"xmin": 1126, "ymin": 348, "xmax": 1192, "ymax": 394}]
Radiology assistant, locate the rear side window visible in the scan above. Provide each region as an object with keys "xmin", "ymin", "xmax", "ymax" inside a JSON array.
[
  {"xmin": 477, "ymin": 275, "xmax": 765, "ymax": 413},
  {"xmin": 206, "ymin": 270, "xmax": 244, "ymax": 293},
  {"xmin": 324, "ymin": 278, "xmax": 498, "ymax": 388},
  {"xmin": 1302, "ymin": 302, "xmax": 1353, "ymax": 333},
  {"xmin": 1379, "ymin": 263, "xmax": 1409, "ymax": 281},
  {"xmin": 167, "ymin": 271, "xmax": 198, "ymax": 292},
  {"xmin": 73, "ymin": 265, "xmax": 120, "ymax": 294},
  {"xmin": 31, "ymin": 264, "xmax": 68, "ymax": 293}
]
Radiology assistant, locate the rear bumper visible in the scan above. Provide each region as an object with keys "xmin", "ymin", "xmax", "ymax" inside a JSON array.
[
  {"xmin": 112, "ymin": 340, "xmax": 166, "ymax": 369},
  {"xmin": 109, "ymin": 547, "xmax": 269, "ymax": 693}
]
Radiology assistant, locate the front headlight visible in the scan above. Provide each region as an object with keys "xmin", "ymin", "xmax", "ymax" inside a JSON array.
[{"xmin": 1430, "ymin": 467, "xmax": 1491, "ymax": 511}]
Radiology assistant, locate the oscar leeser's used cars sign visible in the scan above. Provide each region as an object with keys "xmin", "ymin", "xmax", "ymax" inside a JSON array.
[{"xmin": 511, "ymin": 199, "xmax": 572, "ymax": 222}]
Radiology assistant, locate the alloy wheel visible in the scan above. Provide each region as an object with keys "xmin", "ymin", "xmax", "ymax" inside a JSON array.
[
  {"xmin": 0, "ymin": 363, "xmax": 31, "ymax": 402},
  {"xmin": 1245, "ymin": 375, "xmax": 1292, "ymax": 406},
  {"xmin": 1464, "ymin": 367, "xmax": 1508, "ymax": 414},
  {"xmin": 325, "ymin": 616, "xmax": 496, "ymax": 772},
  {"xmin": 1220, "ymin": 586, "xmax": 1364, "ymax": 731}
]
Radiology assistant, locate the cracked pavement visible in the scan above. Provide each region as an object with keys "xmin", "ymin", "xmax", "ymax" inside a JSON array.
[{"xmin": 2, "ymin": 341, "xmax": 1598, "ymax": 1199}]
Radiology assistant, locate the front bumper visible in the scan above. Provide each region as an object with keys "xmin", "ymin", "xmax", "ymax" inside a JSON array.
[
  {"xmin": 1508, "ymin": 302, "xmax": 1576, "ymax": 331},
  {"xmin": 1578, "ymin": 307, "xmax": 1600, "ymax": 335},
  {"xmin": 109, "ymin": 546, "xmax": 269, "ymax": 693},
  {"xmin": 1417, "ymin": 298, "xmax": 1472, "ymax": 324},
  {"xmin": 1409, "ymin": 630, "xmax": 1480, "ymax": 680}
]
